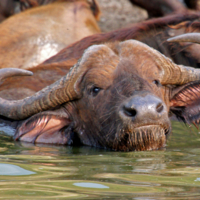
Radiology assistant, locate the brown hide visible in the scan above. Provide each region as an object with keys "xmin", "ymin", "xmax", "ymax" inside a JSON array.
[{"xmin": 0, "ymin": 0, "xmax": 100, "ymax": 69}]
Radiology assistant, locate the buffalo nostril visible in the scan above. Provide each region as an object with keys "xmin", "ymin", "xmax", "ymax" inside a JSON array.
[
  {"xmin": 156, "ymin": 103, "xmax": 164, "ymax": 113},
  {"xmin": 123, "ymin": 106, "xmax": 137, "ymax": 117}
]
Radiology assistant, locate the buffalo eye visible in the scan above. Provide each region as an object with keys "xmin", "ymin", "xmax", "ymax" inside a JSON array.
[
  {"xmin": 153, "ymin": 80, "xmax": 161, "ymax": 87},
  {"xmin": 90, "ymin": 86, "xmax": 101, "ymax": 96}
]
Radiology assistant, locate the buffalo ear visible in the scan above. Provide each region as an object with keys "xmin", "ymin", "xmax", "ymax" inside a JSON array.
[
  {"xmin": 14, "ymin": 113, "xmax": 80, "ymax": 145},
  {"xmin": 170, "ymin": 81, "xmax": 200, "ymax": 125}
]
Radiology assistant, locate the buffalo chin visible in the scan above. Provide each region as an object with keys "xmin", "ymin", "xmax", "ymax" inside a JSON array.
[{"xmin": 112, "ymin": 125, "xmax": 167, "ymax": 151}]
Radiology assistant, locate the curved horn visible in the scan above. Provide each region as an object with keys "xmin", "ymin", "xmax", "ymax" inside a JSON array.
[
  {"xmin": 150, "ymin": 44, "xmax": 200, "ymax": 85},
  {"xmin": 164, "ymin": 33, "xmax": 200, "ymax": 84},
  {"xmin": 0, "ymin": 63, "xmax": 84, "ymax": 120},
  {"xmin": 120, "ymin": 40, "xmax": 200, "ymax": 85},
  {"xmin": 0, "ymin": 68, "xmax": 33, "ymax": 81},
  {"xmin": 167, "ymin": 33, "xmax": 200, "ymax": 44},
  {"xmin": 156, "ymin": 56, "xmax": 200, "ymax": 85},
  {"xmin": 143, "ymin": 41, "xmax": 200, "ymax": 85}
]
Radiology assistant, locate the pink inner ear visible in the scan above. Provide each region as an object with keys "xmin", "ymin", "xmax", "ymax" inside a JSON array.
[
  {"xmin": 15, "ymin": 115, "xmax": 71, "ymax": 145},
  {"xmin": 170, "ymin": 83, "xmax": 200, "ymax": 107}
]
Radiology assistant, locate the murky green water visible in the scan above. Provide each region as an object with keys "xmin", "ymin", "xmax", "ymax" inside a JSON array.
[{"xmin": 0, "ymin": 121, "xmax": 200, "ymax": 199}]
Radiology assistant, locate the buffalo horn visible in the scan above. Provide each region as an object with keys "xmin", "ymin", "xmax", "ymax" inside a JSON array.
[
  {"xmin": 129, "ymin": 40, "xmax": 200, "ymax": 85},
  {"xmin": 0, "ymin": 68, "xmax": 33, "ymax": 81},
  {"xmin": 158, "ymin": 57, "xmax": 200, "ymax": 85},
  {"xmin": 167, "ymin": 33, "xmax": 200, "ymax": 44},
  {"xmin": 161, "ymin": 33, "xmax": 200, "ymax": 85},
  {"xmin": 0, "ymin": 63, "xmax": 83, "ymax": 120}
]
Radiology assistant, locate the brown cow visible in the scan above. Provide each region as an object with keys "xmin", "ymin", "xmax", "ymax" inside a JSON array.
[
  {"xmin": 0, "ymin": 39, "xmax": 200, "ymax": 151},
  {"xmin": 0, "ymin": 0, "xmax": 100, "ymax": 69}
]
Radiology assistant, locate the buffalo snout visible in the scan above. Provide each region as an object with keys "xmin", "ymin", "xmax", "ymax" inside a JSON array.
[{"xmin": 120, "ymin": 93, "xmax": 167, "ymax": 124}]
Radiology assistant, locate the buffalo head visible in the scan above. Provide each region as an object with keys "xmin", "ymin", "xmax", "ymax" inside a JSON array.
[{"xmin": 1, "ymin": 40, "xmax": 200, "ymax": 151}]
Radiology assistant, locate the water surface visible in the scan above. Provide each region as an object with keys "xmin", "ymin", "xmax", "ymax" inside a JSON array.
[{"xmin": 0, "ymin": 121, "xmax": 200, "ymax": 199}]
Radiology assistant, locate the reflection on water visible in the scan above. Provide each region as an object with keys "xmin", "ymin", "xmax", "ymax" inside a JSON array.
[
  {"xmin": 0, "ymin": 164, "xmax": 35, "ymax": 175},
  {"xmin": 73, "ymin": 182, "xmax": 109, "ymax": 188},
  {"xmin": 0, "ymin": 121, "xmax": 200, "ymax": 199}
]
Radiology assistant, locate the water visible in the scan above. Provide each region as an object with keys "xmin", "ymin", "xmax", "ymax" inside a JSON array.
[{"xmin": 0, "ymin": 121, "xmax": 200, "ymax": 199}]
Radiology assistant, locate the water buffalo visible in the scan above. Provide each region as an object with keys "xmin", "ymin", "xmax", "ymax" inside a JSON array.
[
  {"xmin": 1, "ymin": 39, "xmax": 200, "ymax": 151},
  {"xmin": 0, "ymin": 0, "xmax": 100, "ymax": 69}
]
